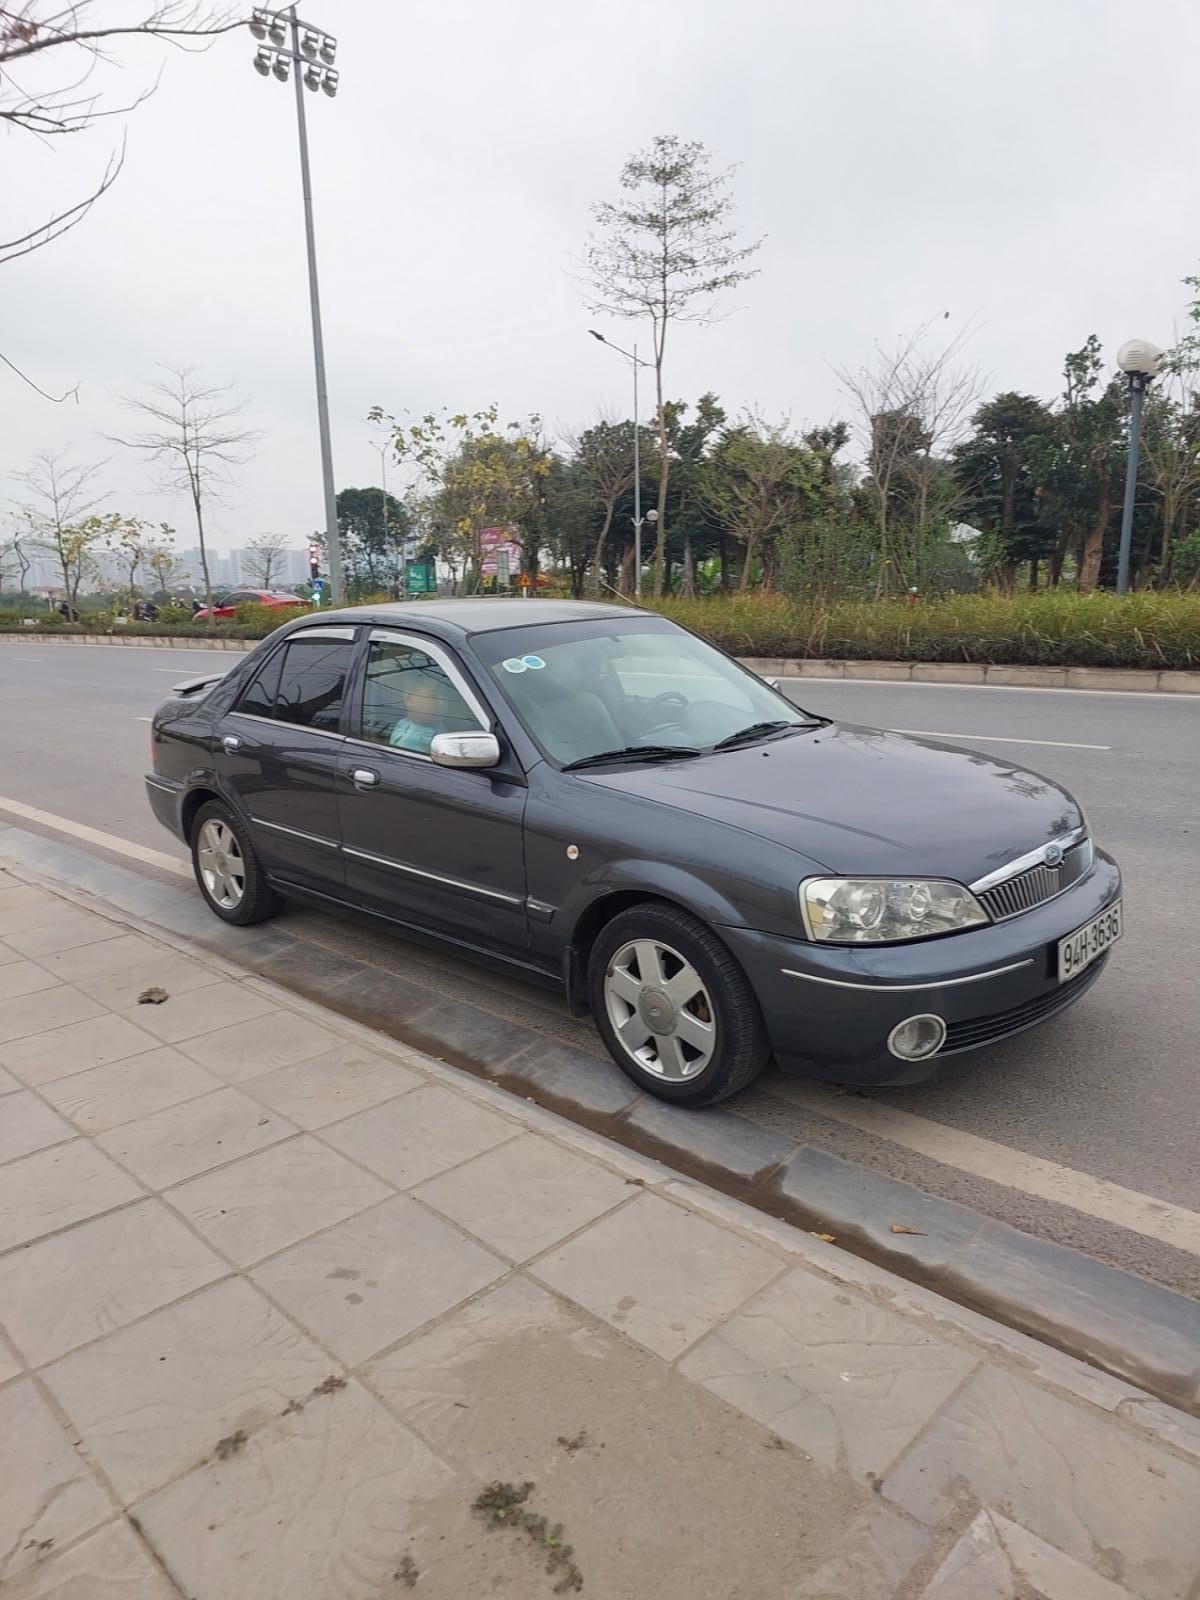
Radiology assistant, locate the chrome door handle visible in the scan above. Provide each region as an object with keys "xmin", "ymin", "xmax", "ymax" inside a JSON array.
[
  {"xmin": 221, "ymin": 734, "xmax": 241, "ymax": 752},
  {"xmin": 350, "ymin": 767, "xmax": 380, "ymax": 789}
]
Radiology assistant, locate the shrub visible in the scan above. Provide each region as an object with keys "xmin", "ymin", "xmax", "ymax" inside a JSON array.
[{"xmin": 650, "ymin": 590, "xmax": 1200, "ymax": 669}]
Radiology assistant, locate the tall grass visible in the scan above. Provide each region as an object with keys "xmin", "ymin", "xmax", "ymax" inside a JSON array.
[{"xmin": 650, "ymin": 591, "xmax": 1200, "ymax": 669}]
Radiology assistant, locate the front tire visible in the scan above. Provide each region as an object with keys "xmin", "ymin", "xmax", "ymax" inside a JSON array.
[
  {"xmin": 190, "ymin": 800, "xmax": 282, "ymax": 926},
  {"xmin": 588, "ymin": 903, "xmax": 769, "ymax": 1106}
]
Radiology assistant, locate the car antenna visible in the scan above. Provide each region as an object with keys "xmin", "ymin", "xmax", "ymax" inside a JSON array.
[{"xmin": 596, "ymin": 575, "xmax": 649, "ymax": 611}]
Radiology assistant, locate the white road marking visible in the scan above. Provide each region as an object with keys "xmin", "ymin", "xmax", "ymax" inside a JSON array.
[
  {"xmin": 0, "ymin": 794, "xmax": 190, "ymax": 878},
  {"xmin": 796, "ymin": 677, "xmax": 1189, "ymax": 700},
  {"xmin": 772, "ymin": 1079, "xmax": 1200, "ymax": 1256},
  {"xmin": 891, "ymin": 728, "xmax": 1111, "ymax": 751},
  {"xmin": 134, "ymin": 716, "xmax": 153, "ymax": 722}
]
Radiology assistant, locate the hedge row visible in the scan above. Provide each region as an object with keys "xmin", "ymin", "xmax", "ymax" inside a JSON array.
[
  {"xmin": 650, "ymin": 591, "xmax": 1200, "ymax": 669},
  {"xmin": 4, "ymin": 592, "xmax": 1200, "ymax": 669}
]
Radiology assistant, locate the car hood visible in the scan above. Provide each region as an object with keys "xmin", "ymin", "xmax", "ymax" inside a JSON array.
[{"xmin": 582, "ymin": 723, "xmax": 1084, "ymax": 885}]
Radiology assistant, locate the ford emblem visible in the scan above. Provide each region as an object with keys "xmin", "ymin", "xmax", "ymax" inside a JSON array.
[{"xmin": 1044, "ymin": 843, "xmax": 1064, "ymax": 867}]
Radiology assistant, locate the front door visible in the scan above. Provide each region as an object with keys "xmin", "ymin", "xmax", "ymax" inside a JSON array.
[
  {"xmin": 335, "ymin": 628, "xmax": 528, "ymax": 957},
  {"xmin": 217, "ymin": 626, "xmax": 356, "ymax": 895}
]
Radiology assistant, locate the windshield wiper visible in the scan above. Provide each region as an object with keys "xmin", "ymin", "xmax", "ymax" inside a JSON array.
[
  {"xmin": 712, "ymin": 719, "xmax": 821, "ymax": 751},
  {"xmin": 562, "ymin": 744, "xmax": 703, "ymax": 772}
]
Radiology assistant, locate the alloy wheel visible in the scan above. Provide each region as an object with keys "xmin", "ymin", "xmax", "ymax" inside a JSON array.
[
  {"xmin": 602, "ymin": 938, "xmax": 716, "ymax": 1081},
  {"xmin": 196, "ymin": 818, "xmax": 247, "ymax": 910}
]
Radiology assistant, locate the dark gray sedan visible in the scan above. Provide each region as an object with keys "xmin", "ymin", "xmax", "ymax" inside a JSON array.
[{"xmin": 146, "ymin": 600, "xmax": 1122, "ymax": 1106}]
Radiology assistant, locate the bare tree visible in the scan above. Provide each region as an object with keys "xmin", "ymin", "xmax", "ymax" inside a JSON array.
[
  {"xmin": 584, "ymin": 135, "xmax": 761, "ymax": 596},
  {"xmin": 14, "ymin": 448, "xmax": 106, "ymax": 611},
  {"xmin": 243, "ymin": 530, "xmax": 288, "ymax": 589},
  {"xmin": 837, "ymin": 316, "xmax": 983, "ymax": 596},
  {"xmin": 109, "ymin": 363, "xmax": 260, "ymax": 618},
  {"xmin": 1, "ymin": 3, "xmax": 238, "ymax": 270}
]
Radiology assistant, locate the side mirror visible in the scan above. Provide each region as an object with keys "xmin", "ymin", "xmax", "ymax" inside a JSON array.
[
  {"xmin": 767, "ymin": 677, "xmax": 780, "ymax": 691},
  {"xmin": 429, "ymin": 731, "xmax": 501, "ymax": 770}
]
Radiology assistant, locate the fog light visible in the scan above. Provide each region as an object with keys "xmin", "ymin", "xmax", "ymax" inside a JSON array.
[{"xmin": 887, "ymin": 1013, "xmax": 946, "ymax": 1061}]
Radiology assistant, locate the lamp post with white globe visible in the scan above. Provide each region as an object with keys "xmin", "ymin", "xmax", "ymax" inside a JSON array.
[{"xmin": 1115, "ymin": 339, "xmax": 1163, "ymax": 595}]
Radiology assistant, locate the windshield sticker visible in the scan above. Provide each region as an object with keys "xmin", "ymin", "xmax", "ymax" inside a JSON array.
[
  {"xmin": 521, "ymin": 654, "xmax": 546, "ymax": 670},
  {"xmin": 501, "ymin": 657, "xmax": 528, "ymax": 674}
]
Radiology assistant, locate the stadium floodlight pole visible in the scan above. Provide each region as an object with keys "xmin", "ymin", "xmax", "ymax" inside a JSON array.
[
  {"xmin": 589, "ymin": 329, "xmax": 654, "ymax": 598},
  {"xmin": 249, "ymin": 6, "xmax": 345, "ymax": 604}
]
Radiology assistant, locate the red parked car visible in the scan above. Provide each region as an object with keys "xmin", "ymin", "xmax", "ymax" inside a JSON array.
[{"xmin": 192, "ymin": 589, "xmax": 310, "ymax": 622}]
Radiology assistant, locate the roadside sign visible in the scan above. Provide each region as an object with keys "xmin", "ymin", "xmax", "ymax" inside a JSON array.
[
  {"xmin": 496, "ymin": 550, "xmax": 511, "ymax": 586},
  {"xmin": 519, "ymin": 572, "xmax": 532, "ymax": 595},
  {"xmin": 406, "ymin": 562, "xmax": 435, "ymax": 595}
]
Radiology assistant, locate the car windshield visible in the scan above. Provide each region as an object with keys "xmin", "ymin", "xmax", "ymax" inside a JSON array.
[{"xmin": 473, "ymin": 617, "xmax": 815, "ymax": 767}]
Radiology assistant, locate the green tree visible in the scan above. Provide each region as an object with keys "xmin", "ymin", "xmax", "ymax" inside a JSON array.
[
  {"xmin": 701, "ymin": 417, "xmax": 818, "ymax": 589},
  {"xmin": 334, "ymin": 487, "xmax": 411, "ymax": 595},
  {"xmin": 952, "ymin": 393, "xmax": 1057, "ymax": 590},
  {"xmin": 145, "ymin": 533, "xmax": 188, "ymax": 599},
  {"xmin": 563, "ymin": 418, "xmax": 638, "ymax": 594},
  {"xmin": 104, "ymin": 514, "xmax": 154, "ymax": 606},
  {"xmin": 584, "ymin": 135, "xmax": 761, "ymax": 597},
  {"xmin": 370, "ymin": 405, "xmax": 549, "ymax": 592},
  {"xmin": 1044, "ymin": 338, "xmax": 1125, "ymax": 591}
]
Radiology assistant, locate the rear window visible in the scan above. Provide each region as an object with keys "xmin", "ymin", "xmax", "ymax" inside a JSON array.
[{"xmin": 235, "ymin": 650, "xmax": 283, "ymax": 718}]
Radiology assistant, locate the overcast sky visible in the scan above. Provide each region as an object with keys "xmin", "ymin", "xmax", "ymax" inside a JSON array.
[{"xmin": 4, "ymin": 0, "xmax": 1199, "ymax": 549}]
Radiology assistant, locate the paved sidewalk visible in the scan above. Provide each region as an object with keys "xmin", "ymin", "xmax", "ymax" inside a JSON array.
[{"xmin": 1, "ymin": 872, "xmax": 1198, "ymax": 1599}]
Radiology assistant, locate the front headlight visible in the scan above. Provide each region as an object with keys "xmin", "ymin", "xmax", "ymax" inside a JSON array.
[{"xmin": 800, "ymin": 878, "xmax": 990, "ymax": 943}]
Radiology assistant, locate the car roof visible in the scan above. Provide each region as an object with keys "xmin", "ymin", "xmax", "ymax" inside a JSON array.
[{"xmin": 301, "ymin": 598, "xmax": 637, "ymax": 639}]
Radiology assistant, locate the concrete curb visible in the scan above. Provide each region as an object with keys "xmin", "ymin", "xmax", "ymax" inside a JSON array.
[
  {"xmin": 0, "ymin": 821, "xmax": 1194, "ymax": 1415},
  {"xmin": 3, "ymin": 631, "xmax": 1199, "ymax": 690}
]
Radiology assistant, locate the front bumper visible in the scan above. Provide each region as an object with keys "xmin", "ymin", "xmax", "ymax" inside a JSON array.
[{"xmin": 719, "ymin": 849, "xmax": 1121, "ymax": 1086}]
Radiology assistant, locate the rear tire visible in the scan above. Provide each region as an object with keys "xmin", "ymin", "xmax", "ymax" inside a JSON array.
[
  {"xmin": 588, "ymin": 902, "xmax": 769, "ymax": 1106},
  {"xmin": 190, "ymin": 800, "xmax": 282, "ymax": 927}
]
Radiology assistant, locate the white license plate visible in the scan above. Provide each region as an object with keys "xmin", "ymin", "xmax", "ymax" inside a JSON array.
[{"xmin": 1058, "ymin": 901, "xmax": 1122, "ymax": 983}]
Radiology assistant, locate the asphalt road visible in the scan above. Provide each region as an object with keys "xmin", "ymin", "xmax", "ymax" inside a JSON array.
[{"xmin": 2, "ymin": 643, "xmax": 1198, "ymax": 1290}]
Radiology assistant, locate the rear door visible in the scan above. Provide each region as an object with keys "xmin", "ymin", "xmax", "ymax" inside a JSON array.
[
  {"xmin": 335, "ymin": 628, "xmax": 529, "ymax": 957},
  {"xmin": 216, "ymin": 626, "xmax": 355, "ymax": 894}
]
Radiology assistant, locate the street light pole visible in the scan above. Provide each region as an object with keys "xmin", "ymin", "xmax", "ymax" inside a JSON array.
[
  {"xmin": 249, "ymin": 7, "xmax": 345, "ymax": 605},
  {"xmin": 589, "ymin": 329, "xmax": 653, "ymax": 599},
  {"xmin": 1115, "ymin": 339, "xmax": 1163, "ymax": 597}
]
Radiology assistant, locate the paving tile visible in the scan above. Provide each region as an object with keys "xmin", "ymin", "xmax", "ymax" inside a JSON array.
[
  {"xmin": 0, "ymin": 1518, "xmax": 181, "ymax": 1599},
  {"xmin": 0, "ymin": 960, "xmax": 61, "ymax": 1001},
  {"xmin": 42, "ymin": 1277, "xmax": 333, "ymax": 1502},
  {"xmin": 365, "ymin": 1276, "xmax": 571, "ymax": 1443},
  {"xmin": 39, "ymin": 1047, "xmax": 221, "ymax": 1135},
  {"xmin": 0, "ymin": 987, "xmax": 106, "ymax": 1046},
  {"xmin": 0, "ymin": 1090, "xmax": 74, "ymax": 1164},
  {"xmin": 919, "ymin": 1507, "xmax": 1140, "ymax": 1599},
  {"xmin": 136, "ymin": 1379, "xmax": 453, "ymax": 1600},
  {"xmin": 3, "ymin": 909, "xmax": 119, "ymax": 957},
  {"xmin": 415, "ymin": 1132, "xmax": 629, "ymax": 1261},
  {"xmin": 679, "ymin": 1268, "xmax": 977, "ymax": 1479},
  {"xmin": 0, "ymin": 1014, "xmax": 163, "ymax": 1087},
  {"xmin": 76, "ymin": 951, "xmax": 223, "ymax": 1012},
  {"xmin": 0, "ymin": 1140, "xmax": 142, "ymax": 1252},
  {"xmin": 251, "ymin": 1193, "xmax": 506, "ymax": 1364},
  {"xmin": 168, "ymin": 1137, "xmax": 392, "ymax": 1266},
  {"xmin": 321, "ymin": 1082, "xmax": 515, "ymax": 1186},
  {"xmin": 95, "ymin": 1086, "xmax": 298, "ymax": 1189},
  {"xmin": 0, "ymin": 1380, "xmax": 110, "ymax": 1583},
  {"xmin": 0, "ymin": 1199, "xmax": 225, "ymax": 1366},
  {"xmin": 793, "ymin": 1501, "xmax": 934, "ymax": 1598},
  {"xmin": 531, "ymin": 1191, "xmax": 782, "ymax": 1361},
  {"xmin": 117, "ymin": 980, "xmax": 275, "ymax": 1045},
  {"xmin": 177, "ymin": 1009, "xmax": 348, "ymax": 1083},
  {"xmin": 0, "ymin": 885, "xmax": 61, "ymax": 937},
  {"xmin": 243, "ymin": 1040, "xmax": 423, "ymax": 1129},
  {"xmin": 32, "ymin": 931, "xmax": 165, "ymax": 985},
  {"xmin": 0, "ymin": 938, "xmax": 24, "ymax": 965},
  {"xmin": 0, "ymin": 1337, "xmax": 21, "ymax": 1384},
  {"xmin": 0, "ymin": 1062, "xmax": 20, "ymax": 1095},
  {"xmin": 884, "ymin": 1364, "xmax": 1200, "ymax": 1600}
]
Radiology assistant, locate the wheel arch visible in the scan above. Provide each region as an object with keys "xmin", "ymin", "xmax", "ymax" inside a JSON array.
[{"xmin": 564, "ymin": 887, "xmax": 741, "ymax": 1017}]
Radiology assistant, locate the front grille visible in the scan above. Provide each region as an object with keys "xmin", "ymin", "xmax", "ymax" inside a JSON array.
[
  {"xmin": 942, "ymin": 954, "xmax": 1108, "ymax": 1052},
  {"xmin": 977, "ymin": 839, "xmax": 1091, "ymax": 921}
]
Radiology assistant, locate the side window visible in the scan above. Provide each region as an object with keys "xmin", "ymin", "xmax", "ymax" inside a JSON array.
[
  {"xmin": 361, "ymin": 639, "xmax": 483, "ymax": 755},
  {"xmin": 233, "ymin": 649, "xmax": 283, "ymax": 718},
  {"xmin": 273, "ymin": 636, "xmax": 353, "ymax": 733}
]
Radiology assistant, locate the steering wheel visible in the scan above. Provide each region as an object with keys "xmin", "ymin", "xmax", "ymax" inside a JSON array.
[{"xmin": 639, "ymin": 690, "xmax": 690, "ymax": 737}]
